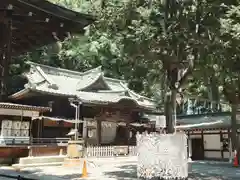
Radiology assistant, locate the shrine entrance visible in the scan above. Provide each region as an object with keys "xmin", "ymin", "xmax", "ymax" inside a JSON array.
[{"xmin": 191, "ymin": 138, "xmax": 204, "ymax": 160}]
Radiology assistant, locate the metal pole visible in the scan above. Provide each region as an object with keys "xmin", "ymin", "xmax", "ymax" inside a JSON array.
[
  {"xmin": 229, "ymin": 137, "xmax": 233, "ymax": 163},
  {"xmin": 75, "ymin": 105, "xmax": 78, "ymax": 141}
]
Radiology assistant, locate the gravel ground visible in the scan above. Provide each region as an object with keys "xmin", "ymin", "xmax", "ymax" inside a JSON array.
[{"xmin": 0, "ymin": 157, "xmax": 240, "ymax": 180}]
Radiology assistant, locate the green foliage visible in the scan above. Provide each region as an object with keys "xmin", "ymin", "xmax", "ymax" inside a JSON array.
[{"xmin": 8, "ymin": 0, "xmax": 240, "ymax": 110}]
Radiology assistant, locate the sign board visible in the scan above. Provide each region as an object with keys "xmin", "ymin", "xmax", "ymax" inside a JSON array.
[{"xmin": 113, "ymin": 146, "xmax": 128, "ymax": 155}]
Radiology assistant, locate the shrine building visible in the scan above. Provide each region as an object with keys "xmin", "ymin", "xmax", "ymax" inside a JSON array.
[{"xmin": 9, "ymin": 62, "xmax": 156, "ymax": 154}]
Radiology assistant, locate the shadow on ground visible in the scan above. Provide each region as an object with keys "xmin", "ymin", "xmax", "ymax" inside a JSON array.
[
  {"xmin": 0, "ymin": 167, "xmax": 83, "ymax": 180},
  {"xmin": 189, "ymin": 171, "xmax": 229, "ymax": 180},
  {"xmin": 188, "ymin": 161, "xmax": 240, "ymax": 180},
  {"xmin": 1, "ymin": 161, "xmax": 240, "ymax": 180},
  {"xmin": 104, "ymin": 164, "xmax": 138, "ymax": 180},
  {"xmin": 104, "ymin": 162, "xmax": 240, "ymax": 180}
]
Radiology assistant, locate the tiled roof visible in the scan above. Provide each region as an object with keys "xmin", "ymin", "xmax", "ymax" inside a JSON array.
[
  {"xmin": 145, "ymin": 112, "xmax": 231, "ymax": 129},
  {"xmin": 177, "ymin": 114, "xmax": 231, "ymax": 129},
  {"xmin": 11, "ymin": 62, "xmax": 156, "ymax": 110},
  {"xmin": 177, "ymin": 112, "xmax": 230, "ymax": 123},
  {"xmin": 0, "ymin": 102, "xmax": 51, "ymax": 112}
]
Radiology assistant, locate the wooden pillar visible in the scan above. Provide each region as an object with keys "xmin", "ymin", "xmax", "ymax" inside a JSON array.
[
  {"xmin": 0, "ymin": 13, "xmax": 12, "ymax": 100},
  {"xmin": 38, "ymin": 119, "xmax": 42, "ymax": 138},
  {"xmin": 228, "ymin": 128, "xmax": 233, "ymax": 162},
  {"xmin": 201, "ymin": 129, "xmax": 204, "ymax": 159},
  {"xmin": 220, "ymin": 130, "xmax": 224, "ymax": 159},
  {"xmin": 187, "ymin": 131, "xmax": 190, "ymax": 158},
  {"xmin": 37, "ymin": 119, "xmax": 41, "ymax": 138},
  {"xmin": 96, "ymin": 118, "xmax": 102, "ymax": 146},
  {"xmin": 126, "ymin": 122, "xmax": 130, "ymax": 145}
]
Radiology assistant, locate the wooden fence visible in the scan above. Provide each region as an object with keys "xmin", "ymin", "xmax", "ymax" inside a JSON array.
[{"xmin": 85, "ymin": 146, "xmax": 137, "ymax": 157}]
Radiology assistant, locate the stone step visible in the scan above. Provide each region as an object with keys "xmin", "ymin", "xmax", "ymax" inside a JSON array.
[
  {"xmin": 18, "ymin": 155, "xmax": 66, "ymax": 165},
  {"xmin": 12, "ymin": 162, "xmax": 63, "ymax": 168}
]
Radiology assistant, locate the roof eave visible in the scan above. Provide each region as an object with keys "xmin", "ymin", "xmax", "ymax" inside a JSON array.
[{"xmin": 9, "ymin": 88, "xmax": 31, "ymax": 100}]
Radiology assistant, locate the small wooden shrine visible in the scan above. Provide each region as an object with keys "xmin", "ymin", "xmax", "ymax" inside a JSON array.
[{"xmin": 0, "ymin": 102, "xmax": 50, "ymax": 164}]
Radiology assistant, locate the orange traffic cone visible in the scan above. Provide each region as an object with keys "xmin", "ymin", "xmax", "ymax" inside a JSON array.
[
  {"xmin": 233, "ymin": 150, "xmax": 238, "ymax": 167},
  {"xmin": 81, "ymin": 160, "xmax": 88, "ymax": 178}
]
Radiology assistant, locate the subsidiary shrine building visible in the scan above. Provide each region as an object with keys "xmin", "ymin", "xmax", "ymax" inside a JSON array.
[{"xmin": 10, "ymin": 62, "xmax": 156, "ymax": 146}]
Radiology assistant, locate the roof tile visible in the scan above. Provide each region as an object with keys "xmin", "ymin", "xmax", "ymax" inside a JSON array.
[{"xmin": 12, "ymin": 62, "xmax": 156, "ymax": 109}]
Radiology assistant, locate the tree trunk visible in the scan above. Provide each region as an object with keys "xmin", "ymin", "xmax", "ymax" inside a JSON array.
[
  {"xmin": 165, "ymin": 89, "xmax": 177, "ymax": 133},
  {"xmin": 231, "ymin": 104, "xmax": 238, "ymax": 151},
  {"xmin": 208, "ymin": 76, "xmax": 219, "ymax": 112}
]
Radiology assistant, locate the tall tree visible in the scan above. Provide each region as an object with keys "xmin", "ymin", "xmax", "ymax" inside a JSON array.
[
  {"xmin": 219, "ymin": 4, "xmax": 240, "ymax": 150},
  {"xmin": 86, "ymin": 0, "xmax": 219, "ymax": 133}
]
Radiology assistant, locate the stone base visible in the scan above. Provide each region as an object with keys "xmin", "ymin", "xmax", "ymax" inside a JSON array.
[
  {"xmin": 12, "ymin": 156, "xmax": 66, "ymax": 169},
  {"xmin": 67, "ymin": 140, "xmax": 84, "ymax": 159},
  {"xmin": 18, "ymin": 155, "xmax": 66, "ymax": 165}
]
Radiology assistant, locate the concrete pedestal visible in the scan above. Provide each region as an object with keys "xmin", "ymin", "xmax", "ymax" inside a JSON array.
[{"xmin": 67, "ymin": 140, "xmax": 85, "ymax": 159}]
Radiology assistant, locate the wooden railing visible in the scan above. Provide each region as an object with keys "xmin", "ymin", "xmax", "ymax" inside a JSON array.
[
  {"xmin": 0, "ymin": 137, "xmax": 139, "ymax": 157},
  {"xmin": 31, "ymin": 138, "xmax": 70, "ymax": 145},
  {"xmin": 0, "ymin": 137, "xmax": 30, "ymax": 145},
  {"xmin": 0, "ymin": 137, "xmax": 70, "ymax": 146}
]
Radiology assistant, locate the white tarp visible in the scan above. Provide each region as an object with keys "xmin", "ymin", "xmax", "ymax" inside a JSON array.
[{"xmin": 136, "ymin": 132, "xmax": 188, "ymax": 179}]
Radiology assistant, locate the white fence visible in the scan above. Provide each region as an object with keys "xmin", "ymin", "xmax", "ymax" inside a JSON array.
[
  {"xmin": 86, "ymin": 146, "xmax": 114, "ymax": 157},
  {"xmin": 85, "ymin": 146, "xmax": 137, "ymax": 157}
]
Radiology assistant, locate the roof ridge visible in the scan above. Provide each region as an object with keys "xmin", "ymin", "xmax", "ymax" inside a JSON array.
[
  {"xmin": 27, "ymin": 62, "xmax": 127, "ymax": 83},
  {"xmin": 27, "ymin": 61, "xmax": 84, "ymax": 76},
  {"xmin": 77, "ymin": 72, "xmax": 106, "ymax": 91},
  {"xmin": 97, "ymin": 90, "xmax": 126, "ymax": 93},
  {"xmin": 81, "ymin": 66, "xmax": 102, "ymax": 75},
  {"xmin": 104, "ymin": 77, "xmax": 126, "ymax": 83},
  {"xmin": 119, "ymin": 82, "xmax": 154, "ymax": 102},
  {"xmin": 35, "ymin": 65, "xmax": 55, "ymax": 85}
]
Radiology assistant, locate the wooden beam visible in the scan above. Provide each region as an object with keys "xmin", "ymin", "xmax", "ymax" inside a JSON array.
[
  {"xmin": 0, "ymin": 1, "xmax": 87, "ymax": 55},
  {"xmin": 7, "ymin": 0, "xmax": 86, "ymax": 27},
  {"xmin": 12, "ymin": 18, "xmax": 76, "ymax": 32}
]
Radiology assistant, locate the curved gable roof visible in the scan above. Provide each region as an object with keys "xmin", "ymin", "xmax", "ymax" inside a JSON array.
[{"xmin": 10, "ymin": 62, "xmax": 156, "ymax": 110}]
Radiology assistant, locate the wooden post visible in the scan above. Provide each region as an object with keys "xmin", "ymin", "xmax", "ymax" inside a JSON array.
[
  {"xmin": 201, "ymin": 129, "xmax": 204, "ymax": 160},
  {"xmin": 0, "ymin": 12, "xmax": 12, "ymax": 100},
  {"xmin": 126, "ymin": 122, "xmax": 130, "ymax": 154},
  {"xmin": 96, "ymin": 118, "xmax": 102, "ymax": 146},
  {"xmin": 187, "ymin": 131, "xmax": 190, "ymax": 158},
  {"xmin": 228, "ymin": 128, "xmax": 233, "ymax": 163},
  {"xmin": 220, "ymin": 130, "xmax": 224, "ymax": 159},
  {"xmin": 231, "ymin": 104, "xmax": 238, "ymax": 151}
]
